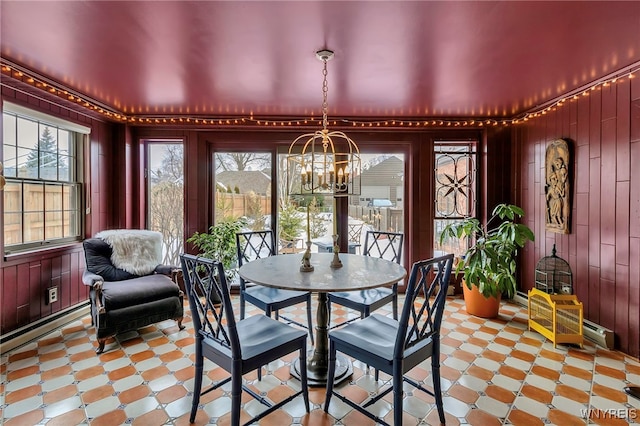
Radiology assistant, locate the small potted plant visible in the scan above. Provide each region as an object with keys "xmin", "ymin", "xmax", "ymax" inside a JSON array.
[
  {"xmin": 439, "ymin": 203, "xmax": 535, "ymax": 318},
  {"xmin": 187, "ymin": 217, "xmax": 247, "ymax": 284}
]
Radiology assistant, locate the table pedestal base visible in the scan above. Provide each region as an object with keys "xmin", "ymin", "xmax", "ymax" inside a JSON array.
[{"xmin": 291, "ymin": 350, "xmax": 353, "ymax": 387}]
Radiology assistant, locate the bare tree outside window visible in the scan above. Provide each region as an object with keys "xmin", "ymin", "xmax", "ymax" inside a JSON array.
[
  {"xmin": 277, "ymin": 152, "xmax": 295, "ymax": 210},
  {"xmin": 215, "ymin": 152, "xmax": 270, "ymax": 172},
  {"xmin": 148, "ymin": 143, "xmax": 184, "ymax": 265}
]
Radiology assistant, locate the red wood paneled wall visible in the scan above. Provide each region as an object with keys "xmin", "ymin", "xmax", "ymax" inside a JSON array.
[
  {"xmin": 6, "ymin": 78, "xmax": 637, "ymax": 360},
  {"xmin": 512, "ymin": 77, "xmax": 640, "ymax": 358},
  {"xmin": 1, "ymin": 88, "xmax": 118, "ymax": 336},
  {"xmin": 1, "ymin": 246, "xmax": 88, "ymax": 333}
]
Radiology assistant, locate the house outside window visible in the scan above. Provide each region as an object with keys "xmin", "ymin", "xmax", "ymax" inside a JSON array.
[{"xmin": 2, "ymin": 103, "xmax": 87, "ymax": 253}]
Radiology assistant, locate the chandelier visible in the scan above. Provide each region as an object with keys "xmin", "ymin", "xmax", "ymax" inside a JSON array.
[
  {"xmin": 287, "ymin": 49, "xmax": 362, "ymax": 270},
  {"xmin": 287, "ymin": 50, "xmax": 361, "ymax": 198}
]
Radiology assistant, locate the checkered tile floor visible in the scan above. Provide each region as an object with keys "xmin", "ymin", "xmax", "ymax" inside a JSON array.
[{"xmin": 1, "ymin": 295, "xmax": 639, "ymax": 425}]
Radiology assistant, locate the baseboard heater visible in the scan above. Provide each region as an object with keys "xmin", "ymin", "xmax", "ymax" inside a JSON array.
[
  {"xmin": 513, "ymin": 290, "xmax": 614, "ymax": 349},
  {"xmin": 0, "ymin": 302, "xmax": 90, "ymax": 355}
]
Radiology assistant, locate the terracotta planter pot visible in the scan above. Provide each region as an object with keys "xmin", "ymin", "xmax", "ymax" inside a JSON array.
[{"xmin": 462, "ymin": 280, "xmax": 501, "ymax": 318}]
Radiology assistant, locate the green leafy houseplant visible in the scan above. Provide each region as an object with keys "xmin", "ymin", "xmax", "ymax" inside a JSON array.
[
  {"xmin": 439, "ymin": 203, "xmax": 535, "ymax": 299},
  {"xmin": 187, "ymin": 217, "xmax": 247, "ymax": 282}
]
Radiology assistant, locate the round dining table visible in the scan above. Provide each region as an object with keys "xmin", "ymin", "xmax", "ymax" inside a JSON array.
[{"xmin": 238, "ymin": 252, "xmax": 407, "ymax": 386}]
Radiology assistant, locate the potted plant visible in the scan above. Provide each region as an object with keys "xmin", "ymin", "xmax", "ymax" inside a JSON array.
[
  {"xmin": 187, "ymin": 217, "xmax": 247, "ymax": 284},
  {"xmin": 439, "ymin": 203, "xmax": 535, "ymax": 318}
]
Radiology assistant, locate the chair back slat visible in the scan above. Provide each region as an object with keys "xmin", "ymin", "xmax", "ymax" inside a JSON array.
[
  {"xmin": 348, "ymin": 222, "xmax": 364, "ymax": 243},
  {"xmin": 180, "ymin": 254, "xmax": 240, "ymax": 356},
  {"xmin": 236, "ymin": 231, "xmax": 276, "ymax": 294},
  {"xmin": 363, "ymin": 231, "xmax": 404, "ymax": 264},
  {"xmin": 236, "ymin": 230, "xmax": 276, "ymax": 266},
  {"xmin": 396, "ymin": 253, "xmax": 454, "ymax": 356}
]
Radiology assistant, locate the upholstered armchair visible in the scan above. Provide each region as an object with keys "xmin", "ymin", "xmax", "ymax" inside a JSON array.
[{"xmin": 82, "ymin": 230, "xmax": 185, "ymax": 354}]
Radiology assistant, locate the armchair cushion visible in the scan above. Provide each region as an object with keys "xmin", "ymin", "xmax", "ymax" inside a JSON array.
[
  {"xmin": 100, "ymin": 274, "xmax": 181, "ymax": 310},
  {"xmin": 84, "ymin": 238, "xmax": 139, "ymax": 282}
]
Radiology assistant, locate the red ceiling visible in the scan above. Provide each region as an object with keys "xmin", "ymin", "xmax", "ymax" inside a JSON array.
[{"xmin": 1, "ymin": 1, "xmax": 640, "ymax": 120}]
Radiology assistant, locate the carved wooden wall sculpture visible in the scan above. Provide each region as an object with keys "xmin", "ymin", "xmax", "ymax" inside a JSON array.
[{"xmin": 545, "ymin": 139, "xmax": 571, "ymax": 234}]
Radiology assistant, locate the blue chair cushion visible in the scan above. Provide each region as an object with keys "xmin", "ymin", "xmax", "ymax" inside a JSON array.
[
  {"xmin": 329, "ymin": 313, "xmax": 433, "ymax": 364},
  {"xmin": 236, "ymin": 315, "xmax": 308, "ymax": 362},
  {"xmin": 329, "ymin": 313, "xmax": 398, "ymax": 361},
  {"xmin": 244, "ymin": 286, "xmax": 309, "ymax": 305},
  {"xmin": 330, "ymin": 288, "xmax": 393, "ymax": 306}
]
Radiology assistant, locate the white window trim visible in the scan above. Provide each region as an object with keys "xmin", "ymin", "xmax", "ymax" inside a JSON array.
[
  {"xmin": 3, "ymin": 102, "xmax": 87, "ymax": 253},
  {"xmin": 3, "ymin": 101, "xmax": 91, "ymax": 135}
]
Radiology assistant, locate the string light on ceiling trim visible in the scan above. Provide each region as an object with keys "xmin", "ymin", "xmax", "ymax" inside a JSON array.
[
  {"xmin": 512, "ymin": 63, "xmax": 640, "ymax": 123},
  {"xmin": 2, "ymin": 60, "xmax": 639, "ymax": 128},
  {"xmin": 0, "ymin": 62, "xmax": 125, "ymax": 121}
]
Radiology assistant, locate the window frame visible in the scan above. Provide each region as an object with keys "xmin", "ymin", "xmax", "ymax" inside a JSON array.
[
  {"xmin": 2, "ymin": 102, "xmax": 88, "ymax": 254},
  {"xmin": 433, "ymin": 139, "xmax": 479, "ymax": 257},
  {"xmin": 144, "ymin": 139, "xmax": 185, "ymax": 266}
]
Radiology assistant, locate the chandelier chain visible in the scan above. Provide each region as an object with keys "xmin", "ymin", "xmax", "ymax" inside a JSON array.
[{"xmin": 321, "ymin": 59, "xmax": 329, "ymax": 131}]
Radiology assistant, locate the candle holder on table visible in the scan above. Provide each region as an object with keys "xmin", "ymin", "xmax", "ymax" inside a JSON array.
[
  {"xmin": 300, "ymin": 206, "xmax": 315, "ymax": 272},
  {"xmin": 330, "ymin": 234, "xmax": 343, "ymax": 269},
  {"xmin": 300, "ymin": 240, "xmax": 314, "ymax": 272}
]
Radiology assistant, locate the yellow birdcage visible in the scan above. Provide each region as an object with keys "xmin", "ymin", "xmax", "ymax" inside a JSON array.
[{"xmin": 528, "ymin": 288, "xmax": 583, "ymax": 348}]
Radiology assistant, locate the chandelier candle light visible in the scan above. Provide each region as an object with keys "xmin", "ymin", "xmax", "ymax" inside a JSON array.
[{"xmin": 287, "ymin": 49, "xmax": 361, "ymax": 269}]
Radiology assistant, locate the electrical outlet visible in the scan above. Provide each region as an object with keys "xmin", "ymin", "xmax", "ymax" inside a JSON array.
[{"xmin": 47, "ymin": 287, "xmax": 58, "ymax": 304}]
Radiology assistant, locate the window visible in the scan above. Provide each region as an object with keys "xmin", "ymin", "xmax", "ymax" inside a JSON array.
[
  {"xmin": 147, "ymin": 142, "xmax": 184, "ymax": 265},
  {"xmin": 213, "ymin": 151, "xmax": 272, "ymax": 228},
  {"xmin": 276, "ymin": 149, "xmax": 405, "ymax": 257},
  {"xmin": 358, "ymin": 153, "xmax": 405, "ymax": 237},
  {"xmin": 3, "ymin": 103, "xmax": 87, "ymax": 252},
  {"xmin": 434, "ymin": 141, "xmax": 477, "ymax": 257}
]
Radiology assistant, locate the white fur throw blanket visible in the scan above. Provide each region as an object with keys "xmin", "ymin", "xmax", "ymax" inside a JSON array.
[{"xmin": 95, "ymin": 229, "xmax": 163, "ymax": 276}]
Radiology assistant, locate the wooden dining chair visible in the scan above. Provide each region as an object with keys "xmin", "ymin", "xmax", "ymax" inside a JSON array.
[
  {"xmin": 180, "ymin": 253, "xmax": 310, "ymax": 425},
  {"xmin": 324, "ymin": 253, "xmax": 454, "ymax": 426},
  {"xmin": 347, "ymin": 222, "xmax": 364, "ymax": 252},
  {"xmin": 236, "ymin": 230, "xmax": 314, "ymax": 345},
  {"xmin": 328, "ymin": 230, "xmax": 404, "ymax": 328}
]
